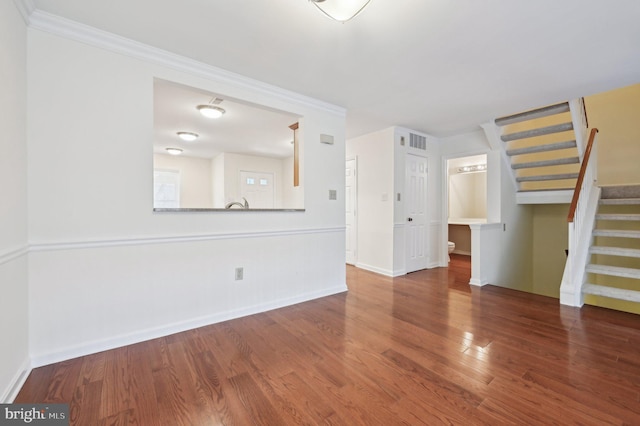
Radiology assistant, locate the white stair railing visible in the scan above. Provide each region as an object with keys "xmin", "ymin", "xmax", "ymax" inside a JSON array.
[{"xmin": 560, "ymin": 128, "xmax": 599, "ymax": 306}]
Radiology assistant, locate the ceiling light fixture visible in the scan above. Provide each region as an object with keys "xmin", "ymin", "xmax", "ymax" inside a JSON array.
[
  {"xmin": 310, "ymin": 0, "xmax": 371, "ymax": 22},
  {"xmin": 166, "ymin": 147, "xmax": 183, "ymax": 155},
  {"xmin": 457, "ymin": 164, "xmax": 487, "ymax": 174},
  {"xmin": 197, "ymin": 105, "xmax": 225, "ymax": 119},
  {"xmin": 177, "ymin": 131, "xmax": 199, "ymax": 141}
]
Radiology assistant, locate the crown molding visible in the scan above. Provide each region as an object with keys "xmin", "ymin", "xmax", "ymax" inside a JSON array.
[
  {"xmin": 27, "ymin": 10, "xmax": 346, "ymax": 117},
  {"xmin": 12, "ymin": 0, "xmax": 35, "ymax": 25}
]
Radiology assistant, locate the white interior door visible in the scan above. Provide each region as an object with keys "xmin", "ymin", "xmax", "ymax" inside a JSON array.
[
  {"xmin": 346, "ymin": 157, "xmax": 357, "ymax": 265},
  {"xmin": 405, "ymin": 154, "xmax": 428, "ymax": 273},
  {"xmin": 240, "ymin": 171, "xmax": 275, "ymax": 208}
]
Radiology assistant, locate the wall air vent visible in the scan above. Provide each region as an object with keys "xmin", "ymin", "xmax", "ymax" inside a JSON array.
[{"xmin": 409, "ymin": 133, "xmax": 427, "ymax": 150}]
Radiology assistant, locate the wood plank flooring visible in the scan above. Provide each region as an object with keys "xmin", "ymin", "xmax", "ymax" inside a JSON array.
[{"xmin": 15, "ymin": 255, "xmax": 640, "ymax": 425}]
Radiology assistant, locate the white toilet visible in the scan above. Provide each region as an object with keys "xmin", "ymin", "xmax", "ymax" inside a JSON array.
[{"xmin": 447, "ymin": 241, "xmax": 455, "ymax": 262}]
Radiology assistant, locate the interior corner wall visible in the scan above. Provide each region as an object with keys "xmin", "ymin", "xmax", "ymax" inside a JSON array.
[
  {"xmin": 0, "ymin": 1, "xmax": 29, "ymax": 402},
  {"xmin": 531, "ymin": 204, "xmax": 568, "ymax": 298},
  {"xmin": 26, "ymin": 27, "xmax": 347, "ymax": 367},
  {"xmin": 440, "ymin": 130, "xmax": 533, "ymax": 290},
  {"xmin": 346, "ymin": 128, "xmax": 395, "ymax": 275},
  {"xmin": 494, "ymin": 159, "xmax": 534, "ymax": 292}
]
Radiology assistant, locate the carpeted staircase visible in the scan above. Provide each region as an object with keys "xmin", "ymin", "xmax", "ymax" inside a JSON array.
[
  {"xmin": 494, "ymin": 101, "xmax": 583, "ymax": 196},
  {"xmin": 583, "ymin": 185, "xmax": 640, "ymax": 303}
]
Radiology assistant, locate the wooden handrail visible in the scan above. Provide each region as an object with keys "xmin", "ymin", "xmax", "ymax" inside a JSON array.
[{"xmin": 567, "ymin": 128, "xmax": 599, "ymax": 222}]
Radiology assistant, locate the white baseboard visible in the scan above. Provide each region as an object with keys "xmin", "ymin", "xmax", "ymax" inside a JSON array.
[
  {"xmin": 355, "ymin": 262, "xmax": 396, "ymax": 277},
  {"xmin": 469, "ymin": 278, "xmax": 489, "ymax": 287},
  {"xmin": 452, "ymin": 250, "xmax": 471, "ymax": 256},
  {"xmin": 1, "ymin": 357, "xmax": 31, "ymax": 403},
  {"xmin": 31, "ymin": 285, "xmax": 347, "ymax": 368}
]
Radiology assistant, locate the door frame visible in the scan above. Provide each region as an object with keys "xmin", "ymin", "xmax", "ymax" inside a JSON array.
[
  {"xmin": 346, "ymin": 156, "xmax": 358, "ymax": 265},
  {"xmin": 440, "ymin": 151, "xmax": 490, "ymax": 267}
]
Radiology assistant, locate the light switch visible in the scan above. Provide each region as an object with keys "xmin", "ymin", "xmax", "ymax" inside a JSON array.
[{"xmin": 329, "ymin": 189, "xmax": 337, "ymax": 200}]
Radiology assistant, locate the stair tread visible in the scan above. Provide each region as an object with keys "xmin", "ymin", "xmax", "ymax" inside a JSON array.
[
  {"xmin": 596, "ymin": 213, "xmax": 640, "ymax": 221},
  {"xmin": 506, "ymin": 140, "xmax": 577, "ymax": 156},
  {"xmin": 583, "ymin": 283, "xmax": 640, "ymax": 302},
  {"xmin": 516, "ymin": 173, "xmax": 578, "ymax": 182},
  {"xmin": 586, "ymin": 264, "xmax": 640, "ymax": 279},
  {"xmin": 593, "ymin": 229, "xmax": 640, "ymax": 238},
  {"xmin": 512, "ymin": 156, "xmax": 579, "ymax": 169},
  {"xmin": 495, "ymin": 102, "xmax": 570, "ymax": 127},
  {"xmin": 601, "ymin": 185, "xmax": 640, "ymax": 199},
  {"xmin": 501, "ymin": 122, "xmax": 574, "ymax": 142},
  {"xmin": 590, "ymin": 246, "xmax": 640, "ymax": 258},
  {"xmin": 599, "ymin": 198, "xmax": 640, "ymax": 205}
]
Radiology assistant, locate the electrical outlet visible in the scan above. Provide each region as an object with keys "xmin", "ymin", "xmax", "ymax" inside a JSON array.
[
  {"xmin": 329, "ymin": 189, "xmax": 337, "ymax": 200},
  {"xmin": 235, "ymin": 267, "xmax": 243, "ymax": 280}
]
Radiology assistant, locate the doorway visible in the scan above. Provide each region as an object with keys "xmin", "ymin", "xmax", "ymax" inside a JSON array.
[{"xmin": 445, "ymin": 154, "xmax": 487, "ymax": 262}]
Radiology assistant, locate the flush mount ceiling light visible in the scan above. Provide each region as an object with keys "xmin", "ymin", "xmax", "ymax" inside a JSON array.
[
  {"xmin": 310, "ymin": 0, "xmax": 371, "ymax": 22},
  {"xmin": 197, "ymin": 104, "xmax": 225, "ymax": 119},
  {"xmin": 166, "ymin": 147, "xmax": 183, "ymax": 155},
  {"xmin": 176, "ymin": 131, "xmax": 199, "ymax": 142}
]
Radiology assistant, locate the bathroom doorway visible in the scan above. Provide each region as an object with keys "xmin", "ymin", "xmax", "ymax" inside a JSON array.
[{"xmin": 446, "ymin": 154, "xmax": 488, "ymax": 264}]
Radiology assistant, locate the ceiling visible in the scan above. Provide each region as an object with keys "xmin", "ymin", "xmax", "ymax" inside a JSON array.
[
  {"xmin": 29, "ymin": 0, "xmax": 640, "ymax": 139},
  {"xmin": 154, "ymin": 79, "xmax": 299, "ymax": 159}
]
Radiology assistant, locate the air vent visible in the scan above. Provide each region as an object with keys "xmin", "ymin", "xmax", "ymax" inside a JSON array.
[{"xmin": 409, "ymin": 133, "xmax": 426, "ymax": 150}]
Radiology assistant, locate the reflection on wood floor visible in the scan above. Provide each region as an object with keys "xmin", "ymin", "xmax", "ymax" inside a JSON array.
[{"xmin": 15, "ymin": 254, "xmax": 640, "ymax": 424}]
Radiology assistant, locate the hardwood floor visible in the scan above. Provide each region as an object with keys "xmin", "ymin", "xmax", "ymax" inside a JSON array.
[{"xmin": 15, "ymin": 254, "xmax": 640, "ymax": 425}]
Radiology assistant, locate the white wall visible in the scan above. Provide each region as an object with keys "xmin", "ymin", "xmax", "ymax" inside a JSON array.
[
  {"xmin": 154, "ymin": 153, "xmax": 213, "ymax": 208},
  {"xmin": 0, "ymin": 1, "xmax": 29, "ymax": 402},
  {"xmin": 282, "ymin": 155, "xmax": 303, "ymax": 208},
  {"xmin": 27, "ymin": 23, "xmax": 346, "ymax": 367},
  {"xmin": 449, "ymin": 172, "xmax": 487, "ymax": 219},
  {"xmin": 211, "ymin": 153, "xmax": 225, "ymax": 207},
  {"xmin": 346, "ymin": 128, "xmax": 395, "ymax": 275}
]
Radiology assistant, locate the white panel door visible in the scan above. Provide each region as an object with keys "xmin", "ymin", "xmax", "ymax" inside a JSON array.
[
  {"xmin": 346, "ymin": 158, "xmax": 357, "ymax": 265},
  {"xmin": 405, "ymin": 154, "xmax": 428, "ymax": 273},
  {"xmin": 240, "ymin": 171, "xmax": 275, "ymax": 208}
]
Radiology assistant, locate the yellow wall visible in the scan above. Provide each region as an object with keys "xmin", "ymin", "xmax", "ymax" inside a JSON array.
[
  {"xmin": 531, "ymin": 204, "xmax": 569, "ymax": 298},
  {"xmin": 586, "ymin": 83, "xmax": 640, "ymax": 186}
]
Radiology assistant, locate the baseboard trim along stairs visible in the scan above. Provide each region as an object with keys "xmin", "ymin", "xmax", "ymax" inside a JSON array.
[{"xmin": 582, "ymin": 185, "xmax": 640, "ymax": 307}]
